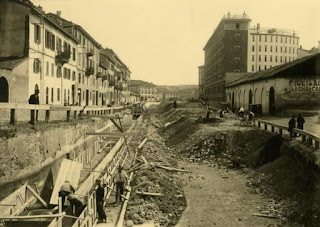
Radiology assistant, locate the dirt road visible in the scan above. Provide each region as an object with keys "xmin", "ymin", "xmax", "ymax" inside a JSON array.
[{"xmin": 176, "ymin": 161, "xmax": 284, "ymax": 227}]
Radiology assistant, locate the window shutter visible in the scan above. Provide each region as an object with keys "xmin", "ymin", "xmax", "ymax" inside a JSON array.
[
  {"xmin": 33, "ymin": 59, "xmax": 36, "ymax": 72},
  {"xmin": 52, "ymin": 34, "xmax": 55, "ymax": 50}
]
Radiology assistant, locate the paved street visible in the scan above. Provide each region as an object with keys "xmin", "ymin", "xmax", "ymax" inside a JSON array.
[{"xmin": 259, "ymin": 115, "xmax": 320, "ymax": 136}]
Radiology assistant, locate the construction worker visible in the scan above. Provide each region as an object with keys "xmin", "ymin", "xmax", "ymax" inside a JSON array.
[
  {"xmin": 67, "ymin": 193, "xmax": 86, "ymax": 216},
  {"xmin": 114, "ymin": 166, "xmax": 128, "ymax": 203},
  {"xmin": 95, "ymin": 179, "xmax": 107, "ymax": 223},
  {"xmin": 58, "ymin": 180, "xmax": 75, "ymax": 211}
]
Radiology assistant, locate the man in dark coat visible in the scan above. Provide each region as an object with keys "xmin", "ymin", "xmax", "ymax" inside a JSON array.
[
  {"xmin": 297, "ymin": 113, "xmax": 305, "ymax": 130},
  {"xmin": 288, "ymin": 115, "xmax": 296, "ymax": 139},
  {"xmin": 28, "ymin": 89, "xmax": 40, "ymax": 122},
  {"xmin": 95, "ymin": 179, "xmax": 107, "ymax": 223}
]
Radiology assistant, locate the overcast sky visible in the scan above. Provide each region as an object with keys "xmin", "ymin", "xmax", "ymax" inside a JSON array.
[{"xmin": 32, "ymin": 0, "xmax": 320, "ymax": 85}]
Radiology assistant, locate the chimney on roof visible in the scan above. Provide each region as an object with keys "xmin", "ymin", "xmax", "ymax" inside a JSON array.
[
  {"xmin": 57, "ymin": 11, "xmax": 62, "ymax": 17},
  {"xmin": 300, "ymin": 45, "xmax": 302, "ymax": 49},
  {"xmin": 257, "ymin": 23, "xmax": 260, "ymax": 32},
  {"xmin": 227, "ymin": 11, "xmax": 231, "ymax": 19}
]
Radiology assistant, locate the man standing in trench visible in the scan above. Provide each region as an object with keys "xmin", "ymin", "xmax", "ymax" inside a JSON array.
[{"xmin": 114, "ymin": 166, "xmax": 128, "ymax": 203}]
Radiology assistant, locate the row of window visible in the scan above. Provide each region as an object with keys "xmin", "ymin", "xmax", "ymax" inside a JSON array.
[
  {"xmin": 45, "ymin": 87, "xmax": 64, "ymax": 104},
  {"xmin": 252, "ymin": 45, "xmax": 297, "ymax": 54},
  {"xmin": 34, "ymin": 24, "xmax": 76, "ymax": 61},
  {"xmin": 251, "ymin": 55, "xmax": 295, "ymax": 63},
  {"xmin": 252, "ymin": 34, "xmax": 298, "ymax": 44}
]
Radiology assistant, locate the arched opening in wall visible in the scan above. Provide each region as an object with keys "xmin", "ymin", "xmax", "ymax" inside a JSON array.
[
  {"xmin": 46, "ymin": 87, "xmax": 49, "ymax": 104},
  {"xmin": 254, "ymin": 89, "xmax": 258, "ymax": 104},
  {"xmin": 243, "ymin": 90, "xmax": 246, "ymax": 109},
  {"xmin": 261, "ymin": 88, "xmax": 265, "ymax": 113},
  {"xmin": 269, "ymin": 87, "xmax": 275, "ymax": 115},
  {"xmin": 35, "ymin": 84, "xmax": 39, "ymax": 93},
  {"xmin": 232, "ymin": 92, "xmax": 235, "ymax": 110},
  {"xmin": 51, "ymin": 88, "xmax": 54, "ymax": 103},
  {"xmin": 239, "ymin": 90, "xmax": 242, "ymax": 107},
  {"xmin": 0, "ymin": 77, "xmax": 9, "ymax": 102},
  {"xmin": 249, "ymin": 89, "xmax": 253, "ymax": 109}
]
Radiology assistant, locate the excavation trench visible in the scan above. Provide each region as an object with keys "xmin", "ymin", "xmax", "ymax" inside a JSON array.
[{"xmin": 131, "ymin": 102, "xmax": 320, "ymax": 227}]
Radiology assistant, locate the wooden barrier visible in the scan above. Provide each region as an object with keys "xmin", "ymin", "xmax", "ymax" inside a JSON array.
[
  {"xmin": 0, "ymin": 103, "xmax": 123, "ymax": 126},
  {"xmin": 256, "ymin": 119, "xmax": 320, "ymax": 151}
]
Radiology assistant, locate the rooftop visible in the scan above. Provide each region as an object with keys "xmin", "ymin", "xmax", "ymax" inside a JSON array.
[
  {"xmin": 250, "ymin": 26, "xmax": 298, "ymax": 37},
  {"xmin": 0, "ymin": 57, "xmax": 27, "ymax": 70},
  {"xmin": 226, "ymin": 53, "xmax": 320, "ymax": 87}
]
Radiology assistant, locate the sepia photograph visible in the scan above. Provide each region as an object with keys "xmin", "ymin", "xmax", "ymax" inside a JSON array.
[{"xmin": 0, "ymin": 0, "xmax": 320, "ymax": 226}]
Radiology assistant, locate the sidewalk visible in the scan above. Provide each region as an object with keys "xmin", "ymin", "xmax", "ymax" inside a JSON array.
[{"xmin": 259, "ymin": 115, "xmax": 320, "ymax": 137}]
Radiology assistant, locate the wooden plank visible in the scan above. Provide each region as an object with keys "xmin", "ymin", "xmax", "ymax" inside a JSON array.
[
  {"xmin": 156, "ymin": 165, "xmax": 190, "ymax": 173},
  {"xmin": 0, "ymin": 214, "xmax": 63, "ymax": 220},
  {"xmin": 26, "ymin": 185, "xmax": 48, "ymax": 208},
  {"xmin": 141, "ymin": 155, "xmax": 148, "ymax": 164},
  {"xmin": 49, "ymin": 159, "xmax": 82, "ymax": 205},
  {"xmin": 85, "ymin": 132, "xmax": 131, "ymax": 136},
  {"xmin": 138, "ymin": 138, "xmax": 147, "ymax": 150},
  {"xmin": 252, "ymin": 213, "xmax": 278, "ymax": 219},
  {"xmin": 81, "ymin": 115, "xmax": 123, "ymax": 119},
  {"xmin": 110, "ymin": 119, "xmax": 123, "ymax": 132},
  {"xmin": 136, "ymin": 191, "xmax": 162, "ymax": 197},
  {"xmin": 0, "ymin": 103, "xmax": 50, "ymax": 110}
]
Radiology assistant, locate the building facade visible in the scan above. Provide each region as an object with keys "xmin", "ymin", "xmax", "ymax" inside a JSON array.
[
  {"xmin": 0, "ymin": 0, "xmax": 79, "ymax": 105},
  {"xmin": 226, "ymin": 53, "xmax": 320, "ymax": 114},
  {"xmin": 129, "ymin": 80, "xmax": 159, "ymax": 102},
  {"xmin": 198, "ymin": 65, "xmax": 205, "ymax": 99},
  {"xmin": 0, "ymin": 0, "xmax": 131, "ymax": 106},
  {"xmin": 203, "ymin": 13, "xmax": 251, "ymax": 101},
  {"xmin": 247, "ymin": 24, "xmax": 299, "ymax": 73}
]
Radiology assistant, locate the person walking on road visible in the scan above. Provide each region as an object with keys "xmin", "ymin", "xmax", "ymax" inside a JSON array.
[
  {"xmin": 206, "ymin": 104, "xmax": 211, "ymax": 120},
  {"xmin": 59, "ymin": 180, "xmax": 75, "ymax": 211},
  {"xmin": 297, "ymin": 113, "xmax": 305, "ymax": 130},
  {"xmin": 288, "ymin": 115, "xmax": 296, "ymax": 139},
  {"xmin": 238, "ymin": 107, "xmax": 245, "ymax": 118},
  {"xmin": 114, "ymin": 166, "xmax": 128, "ymax": 203},
  {"xmin": 95, "ymin": 179, "xmax": 107, "ymax": 223}
]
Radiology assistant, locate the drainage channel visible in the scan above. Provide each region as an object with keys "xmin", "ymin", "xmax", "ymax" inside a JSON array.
[{"xmin": 0, "ymin": 114, "xmax": 145, "ymax": 227}]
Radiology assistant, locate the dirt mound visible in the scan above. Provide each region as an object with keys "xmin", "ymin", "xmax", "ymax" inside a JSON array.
[
  {"xmin": 125, "ymin": 119, "xmax": 186, "ymax": 227},
  {"xmin": 247, "ymin": 142, "xmax": 320, "ymax": 226},
  {"xmin": 181, "ymin": 129, "xmax": 277, "ymax": 167},
  {"xmin": 161, "ymin": 116, "xmax": 199, "ymax": 146}
]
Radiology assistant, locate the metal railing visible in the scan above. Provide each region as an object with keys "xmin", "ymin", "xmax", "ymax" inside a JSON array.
[{"xmin": 256, "ymin": 119, "xmax": 320, "ymax": 150}]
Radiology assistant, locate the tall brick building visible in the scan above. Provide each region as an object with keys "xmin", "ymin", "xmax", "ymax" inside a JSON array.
[{"xmin": 202, "ymin": 12, "xmax": 251, "ymax": 101}]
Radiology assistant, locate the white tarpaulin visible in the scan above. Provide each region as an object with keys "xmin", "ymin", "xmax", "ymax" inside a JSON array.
[{"xmin": 49, "ymin": 159, "xmax": 82, "ymax": 205}]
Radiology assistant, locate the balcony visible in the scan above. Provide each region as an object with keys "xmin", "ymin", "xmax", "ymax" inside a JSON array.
[
  {"xmin": 109, "ymin": 80, "xmax": 115, "ymax": 87},
  {"xmin": 85, "ymin": 67, "xmax": 94, "ymax": 76},
  {"xmin": 87, "ymin": 49, "xmax": 94, "ymax": 57},
  {"xmin": 55, "ymin": 51, "xmax": 70, "ymax": 65},
  {"xmin": 101, "ymin": 75, "xmax": 108, "ymax": 81},
  {"xmin": 96, "ymin": 72, "xmax": 103, "ymax": 79}
]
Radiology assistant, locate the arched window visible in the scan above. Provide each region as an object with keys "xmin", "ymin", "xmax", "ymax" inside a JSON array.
[
  {"xmin": 46, "ymin": 87, "xmax": 49, "ymax": 104},
  {"xmin": 0, "ymin": 77, "xmax": 9, "ymax": 102},
  {"xmin": 51, "ymin": 88, "xmax": 54, "ymax": 103}
]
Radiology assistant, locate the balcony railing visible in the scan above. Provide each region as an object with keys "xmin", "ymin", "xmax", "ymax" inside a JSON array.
[
  {"xmin": 102, "ymin": 75, "xmax": 108, "ymax": 81},
  {"xmin": 87, "ymin": 49, "xmax": 94, "ymax": 57},
  {"xmin": 55, "ymin": 51, "xmax": 71, "ymax": 65},
  {"xmin": 96, "ymin": 72, "xmax": 103, "ymax": 78},
  {"xmin": 85, "ymin": 67, "xmax": 94, "ymax": 76}
]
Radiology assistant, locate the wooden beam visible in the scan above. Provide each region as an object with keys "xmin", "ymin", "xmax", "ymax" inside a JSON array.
[
  {"xmin": 26, "ymin": 185, "xmax": 48, "ymax": 208},
  {"xmin": 85, "ymin": 132, "xmax": 131, "ymax": 136},
  {"xmin": 141, "ymin": 155, "xmax": 148, "ymax": 164},
  {"xmin": 81, "ymin": 115, "xmax": 123, "ymax": 119},
  {"xmin": 156, "ymin": 165, "xmax": 190, "ymax": 173},
  {"xmin": 136, "ymin": 191, "xmax": 163, "ymax": 197},
  {"xmin": 110, "ymin": 119, "xmax": 123, "ymax": 132}
]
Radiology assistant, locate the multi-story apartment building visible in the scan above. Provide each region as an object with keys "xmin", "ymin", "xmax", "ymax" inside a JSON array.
[
  {"xmin": 129, "ymin": 80, "xmax": 159, "ymax": 102},
  {"xmin": 247, "ymin": 24, "xmax": 299, "ymax": 72},
  {"xmin": 0, "ymin": 0, "xmax": 79, "ymax": 105},
  {"xmin": 47, "ymin": 12, "xmax": 102, "ymax": 107},
  {"xmin": 198, "ymin": 65, "xmax": 205, "ymax": 99},
  {"xmin": 203, "ymin": 12, "xmax": 251, "ymax": 101}
]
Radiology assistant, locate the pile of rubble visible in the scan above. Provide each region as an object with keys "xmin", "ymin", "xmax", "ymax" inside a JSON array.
[{"xmin": 125, "ymin": 120, "xmax": 186, "ymax": 227}]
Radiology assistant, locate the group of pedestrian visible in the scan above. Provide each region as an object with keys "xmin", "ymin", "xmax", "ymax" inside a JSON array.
[
  {"xmin": 57, "ymin": 166, "xmax": 128, "ymax": 223},
  {"xmin": 288, "ymin": 113, "xmax": 305, "ymax": 139}
]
